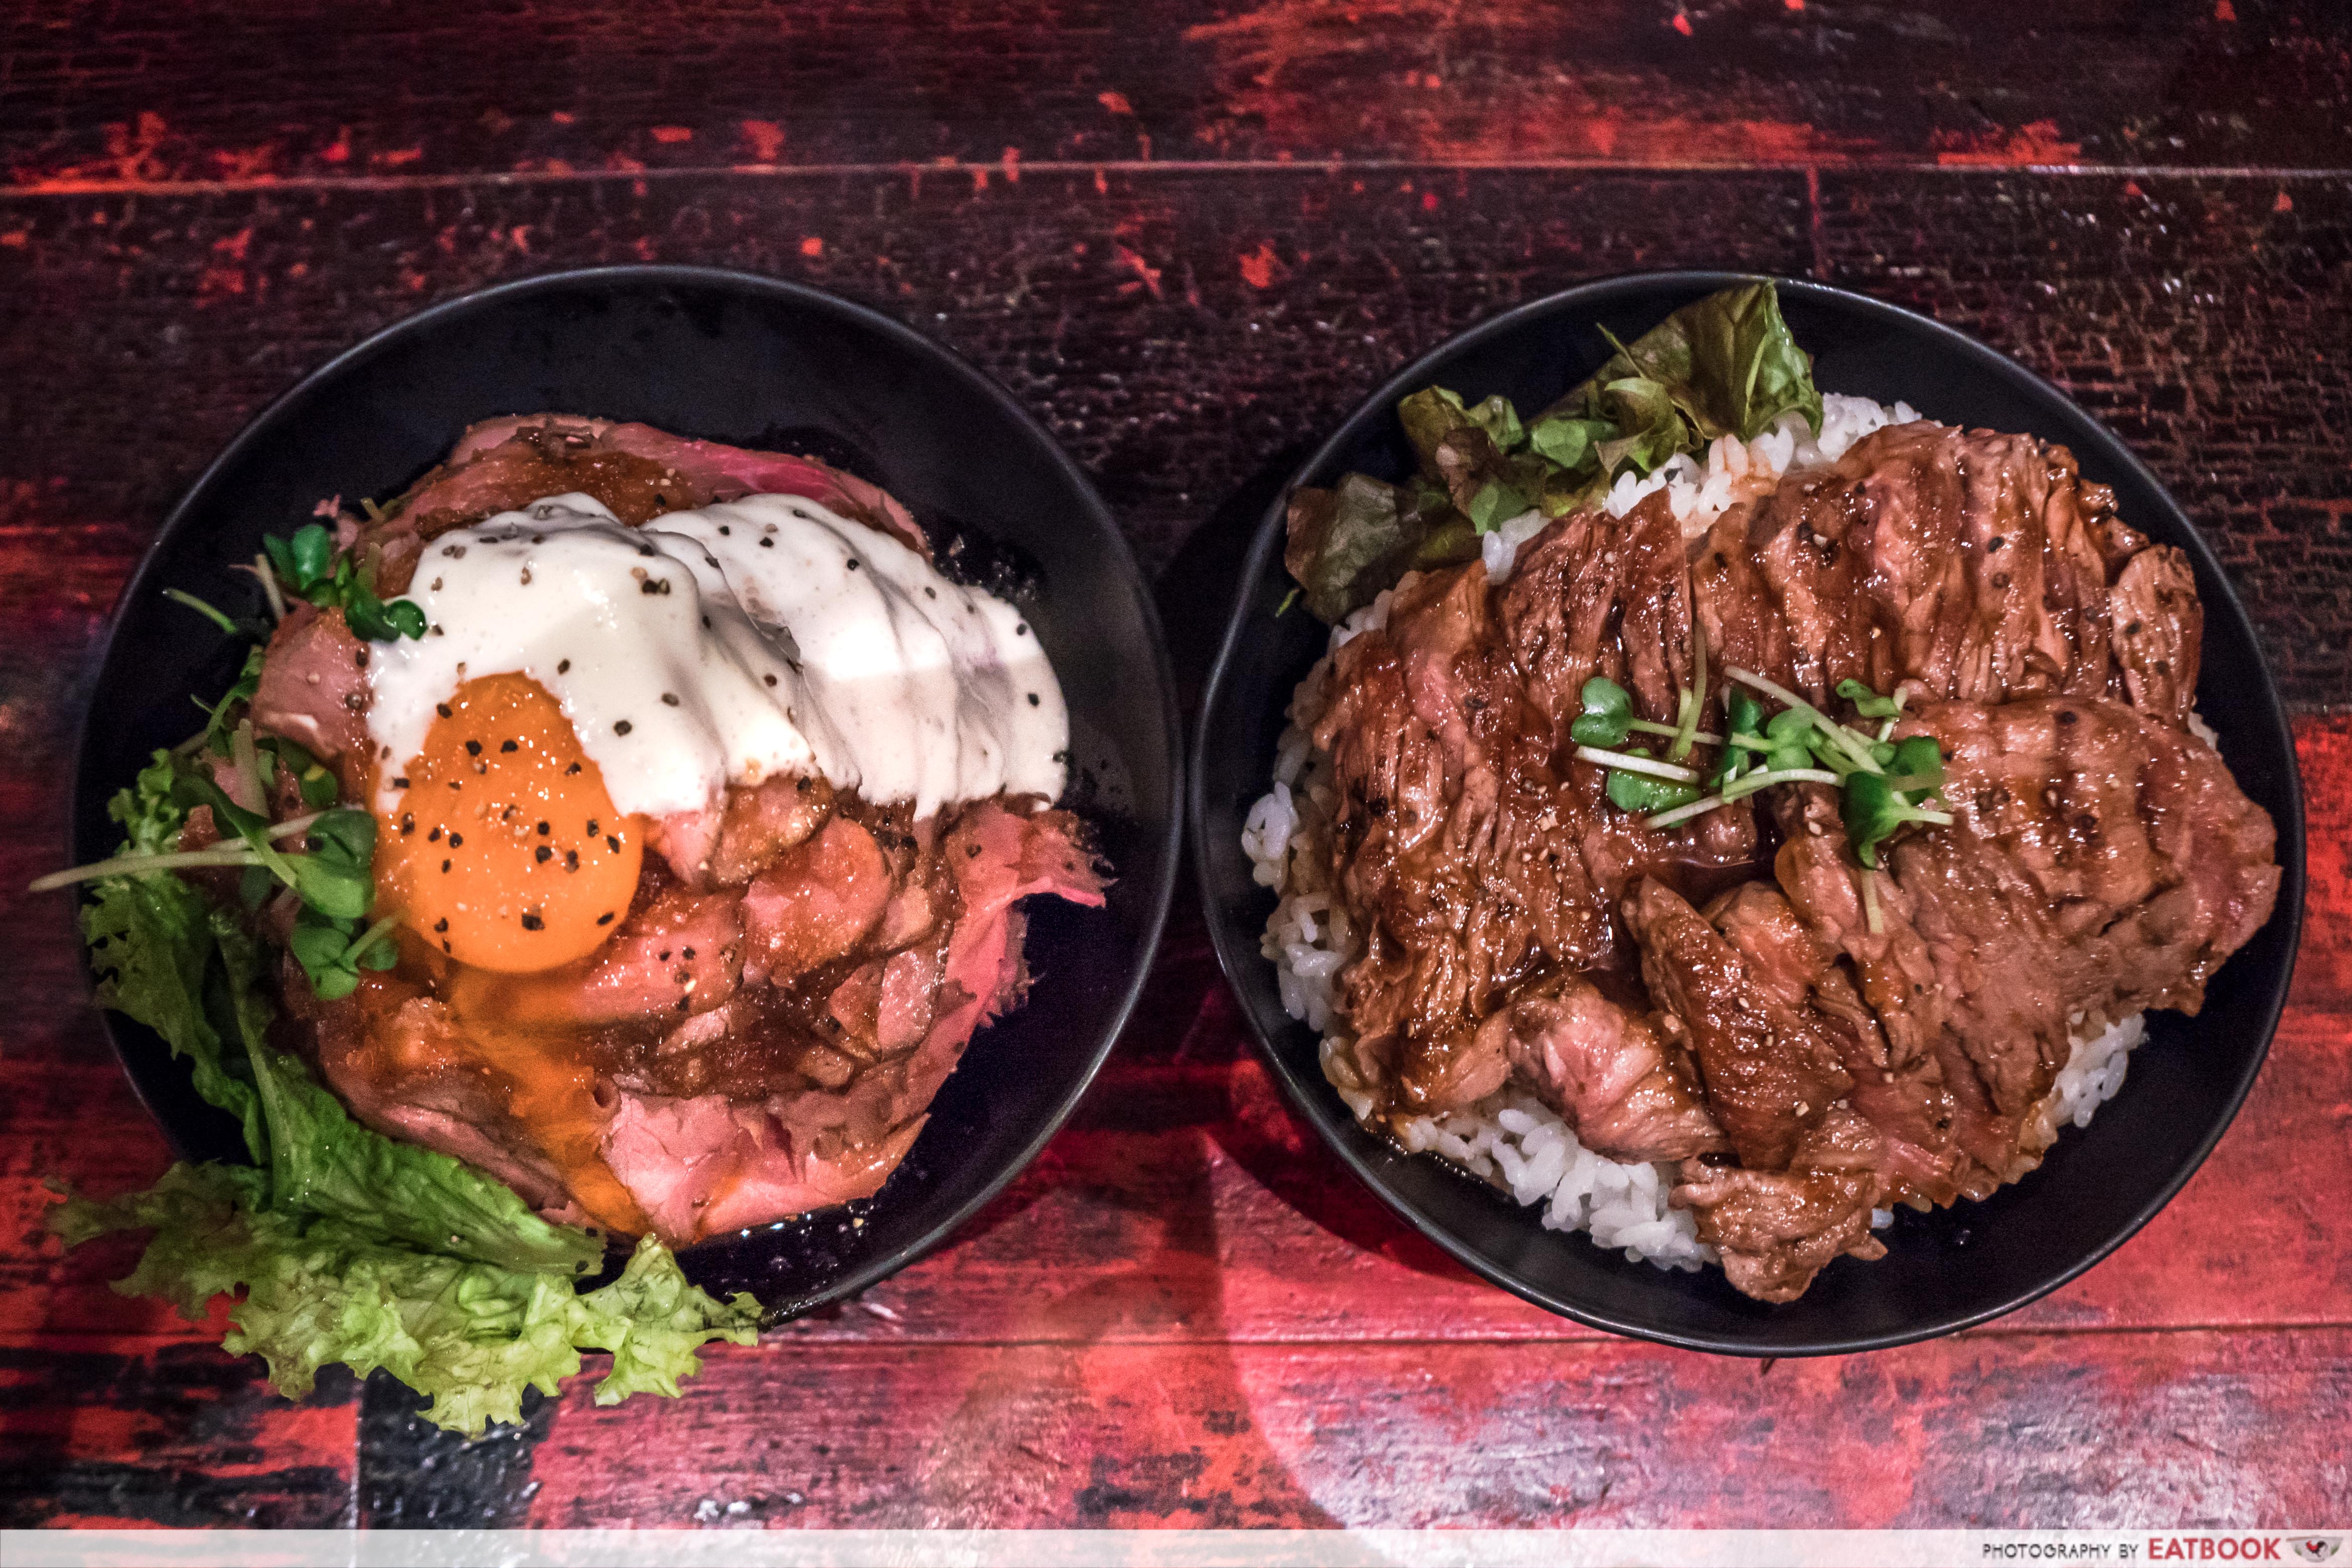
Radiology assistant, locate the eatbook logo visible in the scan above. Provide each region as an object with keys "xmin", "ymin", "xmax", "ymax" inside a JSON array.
[{"xmin": 2293, "ymin": 1540, "xmax": 2343, "ymax": 1564}]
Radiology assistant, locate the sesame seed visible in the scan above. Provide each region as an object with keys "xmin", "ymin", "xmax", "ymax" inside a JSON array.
[
  {"xmin": 597, "ymin": 911, "xmax": 615, "ymax": 925},
  {"xmin": 661, "ymin": 692, "xmax": 680, "ymax": 706},
  {"xmin": 558, "ymin": 659, "xmax": 571, "ymax": 674},
  {"xmin": 442, "ymin": 859, "xmax": 453, "ymax": 872},
  {"xmin": 607, "ymin": 835, "xmax": 621, "ymax": 853}
]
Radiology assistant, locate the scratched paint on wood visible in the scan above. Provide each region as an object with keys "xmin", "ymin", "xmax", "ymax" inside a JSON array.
[{"xmin": 3, "ymin": 1, "xmax": 2346, "ymax": 188}]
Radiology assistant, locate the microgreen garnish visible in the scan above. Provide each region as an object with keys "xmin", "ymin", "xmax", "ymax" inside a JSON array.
[
  {"xmin": 263, "ymin": 522, "xmax": 426, "ymax": 643},
  {"xmin": 1576, "ymin": 661, "xmax": 1956, "ymax": 927},
  {"xmin": 163, "ymin": 588, "xmax": 245, "ymax": 636}
]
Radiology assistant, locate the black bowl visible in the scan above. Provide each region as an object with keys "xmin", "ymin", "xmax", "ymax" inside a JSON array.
[
  {"xmin": 1191, "ymin": 271, "xmax": 2306, "ymax": 1354},
  {"xmin": 72, "ymin": 265, "xmax": 1181, "ymax": 1313}
]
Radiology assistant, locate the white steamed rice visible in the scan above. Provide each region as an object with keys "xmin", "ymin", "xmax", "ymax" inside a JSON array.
[{"xmin": 1245, "ymin": 396, "xmax": 2165, "ymax": 1276}]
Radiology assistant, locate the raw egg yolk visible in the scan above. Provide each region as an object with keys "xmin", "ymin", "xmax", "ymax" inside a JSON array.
[{"xmin": 379, "ymin": 671, "xmax": 642, "ymax": 973}]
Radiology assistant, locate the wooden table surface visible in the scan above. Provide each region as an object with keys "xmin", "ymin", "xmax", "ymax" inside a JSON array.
[{"xmin": 3, "ymin": 0, "xmax": 2347, "ymax": 1531}]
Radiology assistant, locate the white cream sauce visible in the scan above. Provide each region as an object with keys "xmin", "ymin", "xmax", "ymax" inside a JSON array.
[{"xmin": 365, "ymin": 493, "xmax": 1069, "ymax": 821}]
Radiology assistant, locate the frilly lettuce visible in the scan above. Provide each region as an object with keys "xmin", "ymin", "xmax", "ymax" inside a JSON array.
[
  {"xmin": 53, "ymin": 752, "xmax": 759, "ymax": 1434},
  {"xmin": 1284, "ymin": 280, "xmax": 1822, "ymax": 623}
]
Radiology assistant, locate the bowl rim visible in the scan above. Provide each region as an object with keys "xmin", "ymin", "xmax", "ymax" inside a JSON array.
[
  {"xmin": 1188, "ymin": 267, "xmax": 2308, "ymax": 1355},
  {"xmin": 70, "ymin": 263, "xmax": 1185, "ymax": 1313}
]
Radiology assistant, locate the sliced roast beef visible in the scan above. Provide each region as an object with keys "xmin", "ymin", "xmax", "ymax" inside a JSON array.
[
  {"xmin": 1692, "ymin": 423, "xmax": 2202, "ymax": 725},
  {"xmin": 366, "ymin": 415, "xmax": 928, "ymax": 597},
  {"xmin": 1673, "ymin": 1107, "xmax": 1889, "ymax": 1303},
  {"xmin": 249, "ymin": 604, "xmax": 373, "ymax": 771},
  {"xmin": 597, "ymin": 801, "xmax": 1104, "ymax": 1242},
  {"xmin": 1472, "ymin": 973, "xmax": 1726, "ymax": 1162}
]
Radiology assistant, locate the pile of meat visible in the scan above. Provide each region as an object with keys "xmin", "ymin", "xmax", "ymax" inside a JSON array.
[
  {"xmin": 1302, "ymin": 422, "xmax": 2279, "ymax": 1301},
  {"xmin": 245, "ymin": 416, "xmax": 1104, "ymax": 1245}
]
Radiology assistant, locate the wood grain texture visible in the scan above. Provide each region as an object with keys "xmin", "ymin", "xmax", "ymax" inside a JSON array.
[
  {"xmin": 2, "ymin": 0, "xmax": 2348, "ymax": 1532},
  {"xmin": 3, "ymin": 0, "xmax": 2346, "ymax": 190}
]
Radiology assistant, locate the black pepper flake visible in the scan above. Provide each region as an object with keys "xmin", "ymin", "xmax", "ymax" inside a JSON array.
[
  {"xmin": 535, "ymin": 846, "xmax": 552, "ymax": 863},
  {"xmin": 2057, "ymin": 709, "xmax": 2079, "ymax": 726},
  {"xmin": 597, "ymin": 911, "xmax": 615, "ymax": 925},
  {"xmin": 442, "ymin": 940, "xmax": 452, "ymax": 953},
  {"xmin": 520, "ymin": 912, "xmax": 544, "ymax": 931},
  {"xmin": 637, "ymin": 544, "xmax": 657, "ymax": 558},
  {"xmin": 447, "ymin": 832, "xmax": 463, "ymax": 848},
  {"xmin": 677, "ymin": 997, "xmax": 692, "ymax": 1013},
  {"xmin": 441, "ymin": 859, "xmax": 453, "ymax": 873},
  {"xmin": 429, "ymin": 825, "xmax": 443, "ymax": 842},
  {"xmin": 718, "ymin": 525, "xmax": 731, "ymax": 535},
  {"xmin": 640, "ymin": 577, "xmax": 671, "ymax": 595},
  {"xmin": 614, "ymin": 720, "xmax": 633, "ymax": 736},
  {"xmin": 558, "ymin": 658, "xmax": 571, "ymax": 674},
  {"xmin": 586, "ymin": 818, "xmax": 600, "ymax": 836},
  {"xmin": 1015, "ymin": 623, "xmax": 1027, "ymax": 636},
  {"xmin": 400, "ymin": 813, "xmax": 415, "ymax": 834},
  {"xmin": 846, "ymin": 557, "xmax": 861, "ymax": 571},
  {"xmin": 1027, "ymin": 692, "xmax": 1040, "ymax": 706},
  {"xmin": 537, "ymin": 820, "xmax": 550, "ymax": 835},
  {"xmin": 683, "ymin": 946, "xmax": 696, "ymax": 959},
  {"xmin": 464, "ymin": 740, "xmax": 482, "ymax": 756},
  {"xmin": 923, "ymin": 586, "xmax": 936, "ymax": 599},
  {"xmin": 433, "ymin": 917, "xmax": 449, "ymax": 933},
  {"xmin": 658, "ymin": 949, "xmax": 672, "ymax": 962},
  {"xmin": 391, "ymin": 777, "xmax": 410, "ymax": 789},
  {"xmin": 565, "ymin": 761, "xmax": 581, "ymax": 775},
  {"xmin": 759, "ymin": 537, "xmax": 774, "ymax": 548},
  {"xmin": 968, "ymin": 843, "xmax": 982, "ymax": 857},
  {"xmin": 763, "ymin": 673, "xmax": 778, "ymax": 687},
  {"xmin": 661, "ymin": 692, "xmax": 680, "ymax": 706},
  {"xmin": 437, "ymin": 702, "xmax": 453, "ymax": 718},
  {"xmin": 500, "ymin": 739, "xmax": 518, "ymax": 753},
  {"xmin": 565, "ymin": 849, "xmax": 578, "ymax": 870},
  {"xmin": 607, "ymin": 835, "xmax": 621, "ymax": 853}
]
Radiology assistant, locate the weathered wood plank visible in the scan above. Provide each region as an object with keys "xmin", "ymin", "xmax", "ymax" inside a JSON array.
[
  {"xmin": 513, "ymin": 1328, "xmax": 2352, "ymax": 1526},
  {"xmin": 4, "ymin": 1, "xmax": 2345, "ymax": 191}
]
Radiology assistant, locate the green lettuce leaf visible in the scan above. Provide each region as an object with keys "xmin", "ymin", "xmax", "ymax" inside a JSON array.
[
  {"xmin": 1284, "ymin": 282, "xmax": 1822, "ymax": 622},
  {"xmin": 54, "ymin": 757, "xmax": 760, "ymax": 1432},
  {"xmin": 1282, "ymin": 472, "xmax": 1478, "ymax": 624},
  {"xmin": 80, "ymin": 754, "xmax": 266, "ymax": 1162},
  {"xmin": 1550, "ymin": 280, "xmax": 1822, "ymax": 447},
  {"xmin": 52, "ymin": 1167, "xmax": 757, "ymax": 1435}
]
